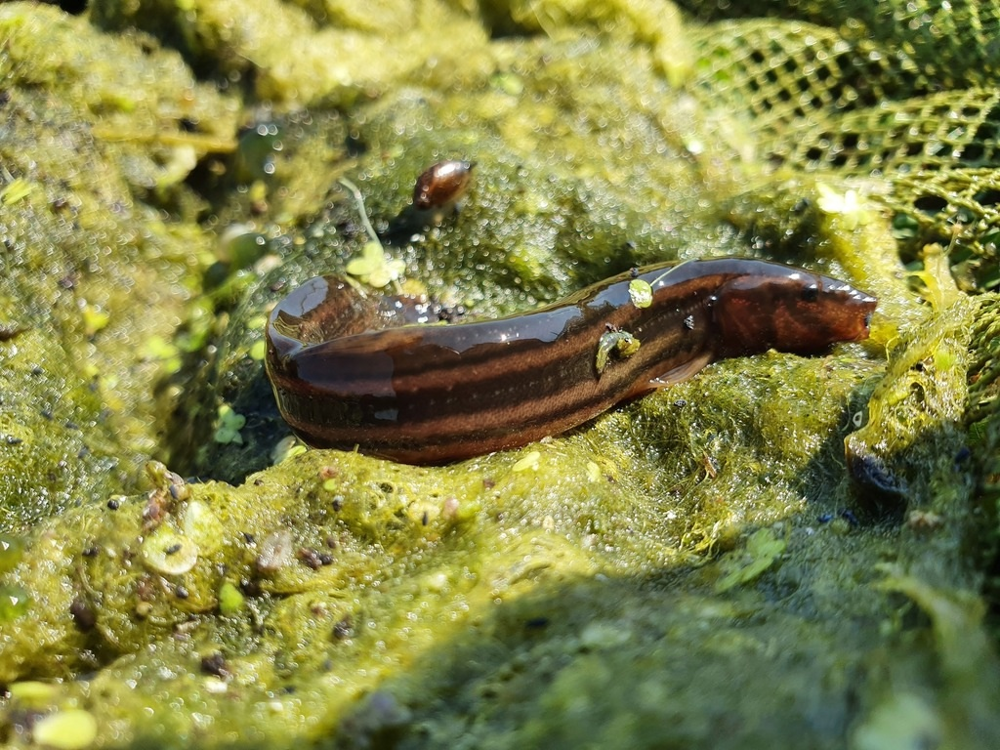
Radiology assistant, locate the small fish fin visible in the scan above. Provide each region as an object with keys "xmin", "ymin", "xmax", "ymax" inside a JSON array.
[{"xmin": 647, "ymin": 351, "xmax": 714, "ymax": 389}]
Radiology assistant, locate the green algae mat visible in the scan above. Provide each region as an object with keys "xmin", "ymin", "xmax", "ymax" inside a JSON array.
[{"xmin": 1, "ymin": 1, "xmax": 1000, "ymax": 747}]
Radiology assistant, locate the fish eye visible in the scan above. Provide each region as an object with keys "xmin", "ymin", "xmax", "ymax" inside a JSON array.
[{"xmin": 800, "ymin": 284, "xmax": 819, "ymax": 302}]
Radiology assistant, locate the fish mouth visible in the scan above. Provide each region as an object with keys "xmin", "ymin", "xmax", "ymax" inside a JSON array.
[{"xmin": 849, "ymin": 309, "xmax": 876, "ymax": 341}]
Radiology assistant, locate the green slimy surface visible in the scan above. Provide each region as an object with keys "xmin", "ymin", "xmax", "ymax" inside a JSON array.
[{"xmin": 1, "ymin": 1, "xmax": 999, "ymax": 748}]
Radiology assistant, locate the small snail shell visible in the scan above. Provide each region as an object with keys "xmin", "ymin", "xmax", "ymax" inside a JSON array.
[{"xmin": 413, "ymin": 160, "xmax": 474, "ymax": 210}]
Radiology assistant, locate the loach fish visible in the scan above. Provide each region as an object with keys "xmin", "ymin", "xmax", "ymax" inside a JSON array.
[{"xmin": 265, "ymin": 258, "xmax": 877, "ymax": 464}]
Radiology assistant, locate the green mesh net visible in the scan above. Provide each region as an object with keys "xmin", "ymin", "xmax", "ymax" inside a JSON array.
[
  {"xmin": 967, "ymin": 295, "xmax": 1000, "ymax": 542},
  {"xmin": 680, "ymin": 3, "xmax": 1000, "ymax": 629},
  {"xmin": 678, "ymin": 0, "xmax": 1000, "ymax": 90},
  {"xmin": 685, "ymin": 7, "xmax": 1000, "ymax": 290}
]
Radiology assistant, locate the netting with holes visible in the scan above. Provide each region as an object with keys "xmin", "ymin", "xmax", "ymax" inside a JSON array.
[
  {"xmin": 681, "ymin": 2, "xmax": 1000, "ymax": 558},
  {"xmin": 683, "ymin": 5, "xmax": 1000, "ymax": 291}
]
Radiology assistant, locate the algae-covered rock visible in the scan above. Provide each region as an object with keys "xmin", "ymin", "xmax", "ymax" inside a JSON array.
[
  {"xmin": 2, "ymin": 1, "xmax": 1000, "ymax": 748},
  {"xmin": 91, "ymin": 0, "xmax": 491, "ymax": 107},
  {"xmin": 0, "ymin": 3, "xmax": 237, "ymax": 529}
]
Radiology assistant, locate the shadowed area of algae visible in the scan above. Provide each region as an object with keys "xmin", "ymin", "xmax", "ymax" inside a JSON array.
[{"xmin": 1, "ymin": 1, "xmax": 999, "ymax": 748}]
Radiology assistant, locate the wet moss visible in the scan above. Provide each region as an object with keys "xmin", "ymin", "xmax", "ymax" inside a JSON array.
[
  {"xmin": 91, "ymin": 0, "xmax": 491, "ymax": 106},
  {"xmin": 1, "ymin": 1, "xmax": 1000, "ymax": 748},
  {"xmin": 0, "ymin": 3, "xmax": 237, "ymax": 529}
]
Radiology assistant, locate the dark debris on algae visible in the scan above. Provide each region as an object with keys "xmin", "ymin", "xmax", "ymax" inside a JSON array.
[{"xmin": 1, "ymin": 1, "xmax": 1000, "ymax": 749}]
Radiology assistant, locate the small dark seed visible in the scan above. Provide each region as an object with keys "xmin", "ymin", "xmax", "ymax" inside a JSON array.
[
  {"xmin": 333, "ymin": 615, "xmax": 354, "ymax": 640},
  {"xmin": 0, "ymin": 324, "xmax": 24, "ymax": 341},
  {"xmin": 297, "ymin": 547, "xmax": 323, "ymax": 570},
  {"xmin": 70, "ymin": 597, "xmax": 97, "ymax": 631},
  {"xmin": 240, "ymin": 578, "xmax": 263, "ymax": 597},
  {"xmin": 413, "ymin": 160, "xmax": 473, "ymax": 210},
  {"xmin": 201, "ymin": 651, "xmax": 230, "ymax": 678}
]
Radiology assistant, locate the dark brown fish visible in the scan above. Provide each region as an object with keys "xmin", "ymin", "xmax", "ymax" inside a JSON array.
[{"xmin": 265, "ymin": 258, "xmax": 877, "ymax": 464}]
